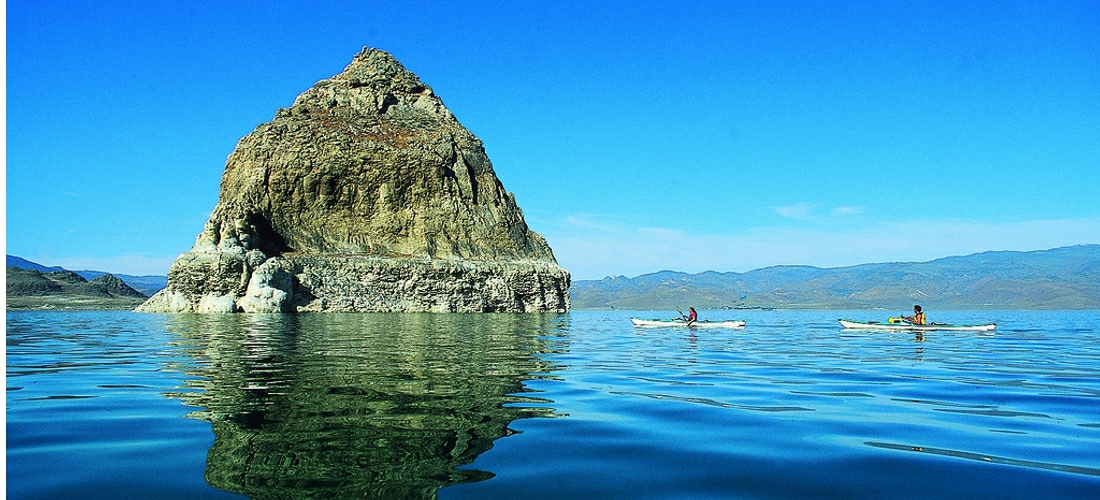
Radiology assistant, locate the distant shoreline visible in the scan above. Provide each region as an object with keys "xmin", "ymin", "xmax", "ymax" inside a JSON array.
[{"xmin": 6, "ymin": 296, "xmax": 147, "ymax": 311}]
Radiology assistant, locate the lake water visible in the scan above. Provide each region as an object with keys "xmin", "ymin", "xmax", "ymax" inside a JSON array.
[{"xmin": 7, "ymin": 309, "xmax": 1100, "ymax": 499}]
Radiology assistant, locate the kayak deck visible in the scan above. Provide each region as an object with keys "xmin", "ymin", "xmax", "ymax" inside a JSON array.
[
  {"xmin": 631, "ymin": 318, "xmax": 746, "ymax": 328},
  {"xmin": 838, "ymin": 319, "xmax": 996, "ymax": 332}
]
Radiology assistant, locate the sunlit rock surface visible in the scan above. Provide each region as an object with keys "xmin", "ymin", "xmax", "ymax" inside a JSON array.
[{"xmin": 138, "ymin": 48, "xmax": 569, "ymax": 313}]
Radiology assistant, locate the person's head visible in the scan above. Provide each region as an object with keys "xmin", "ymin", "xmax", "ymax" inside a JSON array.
[
  {"xmin": 913, "ymin": 305, "xmax": 922, "ymax": 313},
  {"xmin": 689, "ymin": 307, "xmax": 696, "ymax": 312}
]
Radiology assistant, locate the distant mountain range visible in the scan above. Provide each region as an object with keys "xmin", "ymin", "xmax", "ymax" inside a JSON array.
[
  {"xmin": 570, "ymin": 245, "xmax": 1100, "ymax": 310},
  {"xmin": 9, "ymin": 246, "xmax": 1100, "ymax": 311},
  {"xmin": 6, "ymin": 255, "xmax": 168, "ymax": 297},
  {"xmin": 6, "ymin": 255, "xmax": 66, "ymax": 273}
]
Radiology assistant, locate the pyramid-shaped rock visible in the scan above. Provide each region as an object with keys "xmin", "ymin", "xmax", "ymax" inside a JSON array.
[{"xmin": 138, "ymin": 48, "xmax": 569, "ymax": 313}]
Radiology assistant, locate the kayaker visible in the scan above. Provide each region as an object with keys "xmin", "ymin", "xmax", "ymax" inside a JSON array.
[
  {"xmin": 686, "ymin": 307, "xmax": 698, "ymax": 326},
  {"xmin": 901, "ymin": 305, "xmax": 926, "ymax": 325}
]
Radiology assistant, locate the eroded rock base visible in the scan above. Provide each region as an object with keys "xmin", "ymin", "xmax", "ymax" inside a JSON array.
[{"xmin": 137, "ymin": 254, "xmax": 569, "ymax": 313}]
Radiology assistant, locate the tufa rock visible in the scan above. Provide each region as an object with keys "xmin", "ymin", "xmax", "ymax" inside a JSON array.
[{"xmin": 138, "ymin": 48, "xmax": 569, "ymax": 313}]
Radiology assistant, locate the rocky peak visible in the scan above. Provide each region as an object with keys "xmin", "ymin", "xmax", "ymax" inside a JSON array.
[
  {"xmin": 206, "ymin": 47, "xmax": 553, "ymax": 262},
  {"xmin": 138, "ymin": 48, "xmax": 569, "ymax": 313}
]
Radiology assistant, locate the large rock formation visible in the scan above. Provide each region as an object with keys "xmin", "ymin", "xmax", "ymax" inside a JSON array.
[{"xmin": 138, "ymin": 48, "xmax": 569, "ymax": 313}]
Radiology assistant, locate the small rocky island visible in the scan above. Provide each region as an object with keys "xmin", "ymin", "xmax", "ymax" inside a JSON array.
[{"xmin": 138, "ymin": 48, "xmax": 569, "ymax": 313}]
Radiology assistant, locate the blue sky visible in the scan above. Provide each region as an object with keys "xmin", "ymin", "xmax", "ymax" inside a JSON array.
[{"xmin": 7, "ymin": 1, "xmax": 1099, "ymax": 280}]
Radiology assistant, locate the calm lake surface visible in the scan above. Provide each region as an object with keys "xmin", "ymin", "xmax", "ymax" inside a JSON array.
[{"xmin": 7, "ymin": 309, "xmax": 1100, "ymax": 499}]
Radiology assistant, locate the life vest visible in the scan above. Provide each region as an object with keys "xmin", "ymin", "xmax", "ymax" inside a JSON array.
[{"xmin": 914, "ymin": 312, "xmax": 926, "ymax": 325}]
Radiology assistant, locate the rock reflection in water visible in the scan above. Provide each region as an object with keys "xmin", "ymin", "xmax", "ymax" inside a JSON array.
[{"xmin": 163, "ymin": 313, "xmax": 565, "ymax": 498}]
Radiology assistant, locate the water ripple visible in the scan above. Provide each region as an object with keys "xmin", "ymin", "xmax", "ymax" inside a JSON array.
[
  {"xmin": 611, "ymin": 390, "xmax": 816, "ymax": 412},
  {"xmin": 865, "ymin": 441, "xmax": 1100, "ymax": 477}
]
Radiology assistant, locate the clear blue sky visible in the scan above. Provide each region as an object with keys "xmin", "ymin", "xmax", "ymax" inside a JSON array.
[{"xmin": 7, "ymin": 1, "xmax": 1100, "ymax": 279}]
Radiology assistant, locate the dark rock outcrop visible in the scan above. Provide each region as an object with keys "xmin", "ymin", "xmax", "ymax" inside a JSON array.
[
  {"xmin": 6, "ymin": 268, "xmax": 63, "ymax": 296},
  {"xmin": 138, "ymin": 48, "xmax": 569, "ymax": 313},
  {"xmin": 87, "ymin": 273, "xmax": 148, "ymax": 298},
  {"xmin": 7, "ymin": 267, "xmax": 148, "ymax": 310}
]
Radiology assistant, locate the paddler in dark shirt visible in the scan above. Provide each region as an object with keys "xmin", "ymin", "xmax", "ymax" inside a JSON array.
[{"xmin": 901, "ymin": 305, "xmax": 926, "ymax": 325}]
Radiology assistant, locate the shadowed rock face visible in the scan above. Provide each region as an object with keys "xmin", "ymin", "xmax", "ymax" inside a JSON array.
[{"xmin": 138, "ymin": 48, "xmax": 569, "ymax": 313}]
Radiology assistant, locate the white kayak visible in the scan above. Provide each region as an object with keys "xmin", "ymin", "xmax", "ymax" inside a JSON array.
[
  {"xmin": 838, "ymin": 319, "xmax": 997, "ymax": 332},
  {"xmin": 631, "ymin": 318, "xmax": 746, "ymax": 328}
]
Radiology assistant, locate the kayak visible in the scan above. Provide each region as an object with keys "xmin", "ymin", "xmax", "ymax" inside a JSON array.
[
  {"xmin": 631, "ymin": 318, "xmax": 746, "ymax": 328},
  {"xmin": 633, "ymin": 318, "xmax": 743, "ymax": 331},
  {"xmin": 838, "ymin": 319, "xmax": 996, "ymax": 332}
]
